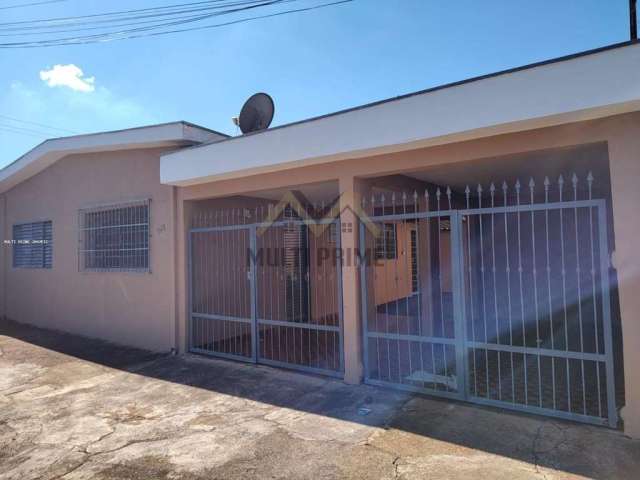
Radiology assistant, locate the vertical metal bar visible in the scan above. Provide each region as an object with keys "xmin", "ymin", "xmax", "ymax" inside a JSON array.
[
  {"xmin": 381, "ymin": 197, "xmax": 392, "ymax": 382},
  {"xmin": 403, "ymin": 193, "xmax": 414, "ymax": 382},
  {"xmin": 392, "ymin": 196, "xmax": 402, "ymax": 383},
  {"xmin": 202, "ymin": 229, "xmax": 206, "ymax": 351},
  {"xmin": 503, "ymin": 182, "xmax": 515, "ymax": 403},
  {"xmin": 313, "ymin": 227, "xmax": 319, "ymax": 369},
  {"xmin": 187, "ymin": 230, "xmax": 194, "ymax": 352},
  {"xmin": 234, "ymin": 219, "xmax": 240, "ymax": 355},
  {"xmin": 285, "ymin": 224, "xmax": 291, "ymax": 364},
  {"xmin": 270, "ymin": 228, "xmax": 276, "ymax": 360},
  {"xmin": 450, "ymin": 211, "xmax": 467, "ymax": 399},
  {"xmin": 516, "ymin": 180, "xmax": 528, "ymax": 406},
  {"xmin": 359, "ymin": 220, "xmax": 369, "ymax": 379},
  {"xmin": 436, "ymin": 190, "xmax": 445, "ymax": 339},
  {"xmin": 336, "ymin": 218, "xmax": 345, "ymax": 373},
  {"xmin": 572, "ymin": 175, "xmax": 587, "ymax": 415},
  {"xmin": 490, "ymin": 184, "xmax": 501, "ymax": 400},
  {"xmin": 543, "ymin": 177, "xmax": 557, "ymax": 410},
  {"xmin": 283, "ymin": 223, "xmax": 296, "ymax": 363},
  {"xmin": 324, "ymin": 220, "xmax": 332, "ymax": 365},
  {"xmin": 277, "ymin": 227, "xmax": 283, "ymax": 362},
  {"xmin": 415, "ymin": 196, "xmax": 426, "ymax": 389},
  {"xmin": 222, "ymin": 223, "xmax": 228, "ymax": 353},
  {"xmin": 477, "ymin": 186, "xmax": 490, "ymax": 398},
  {"xmin": 244, "ymin": 221, "xmax": 250, "ymax": 355},
  {"xmin": 298, "ymin": 223, "xmax": 304, "ymax": 365},
  {"xmin": 249, "ymin": 226, "xmax": 258, "ymax": 362},
  {"xmin": 436, "ymin": 191, "xmax": 448, "ymax": 385},
  {"xmin": 205, "ymin": 228, "xmax": 211, "ymax": 353},
  {"xmin": 597, "ymin": 202, "xmax": 618, "ymax": 428},
  {"xmin": 209, "ymin": 228, "xmax": 213, "ymax": 353},
  {"xmin": 465, "ymin": 187, "xmax": 477, "ymax": 396},
  {"xmin": 530, "ymin": 179, "xmax": 542, "ymax": 407},
  {"xmin": 326, "ymin": 223, "xmax": 331, "ymax": 368},
  {"xmin": 259, "ymin": 223, "xmax": 265, "ymax": 358},
  {"xmin": 558, "ymin": 176, "xmax": 571, "ymax": 412}
]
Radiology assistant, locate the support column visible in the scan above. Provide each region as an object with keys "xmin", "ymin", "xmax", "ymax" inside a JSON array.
[
  {"xmin": 338, "ymin": 175, "xmax": 368, "ymax": 384},
  {"xmin": 608, "ymin": 116, "xmax": 640, "ymax": 438},
  {"xmin": 175, "ymin": 190, "xmax": 193, "ymax": 354}
]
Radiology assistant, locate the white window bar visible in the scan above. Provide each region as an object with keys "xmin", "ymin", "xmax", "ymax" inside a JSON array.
[{"xmin": 78, "ymin": 199, "xmax": 150, "ymax": 272}]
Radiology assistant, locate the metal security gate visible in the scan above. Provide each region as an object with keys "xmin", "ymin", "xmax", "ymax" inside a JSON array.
[
  {"xmin": 360, "ymin": 176, "xmax": 618, "ymax": 427},
  {"xmin": 190, "ymin": 225, "xmax": 254, "ymax": 361},
  {"xmin": 189, "ymin": 212, "xmax": 343, "ymax": 377}
]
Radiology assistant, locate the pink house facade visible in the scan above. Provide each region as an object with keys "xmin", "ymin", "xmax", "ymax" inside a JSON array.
[{"xmin": 2, "ymin": 41, "xmax": 640, "ymax": 437}]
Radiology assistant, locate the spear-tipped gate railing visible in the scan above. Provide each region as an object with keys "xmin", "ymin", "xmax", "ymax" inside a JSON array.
[{"xmin": 359, "ymin": 172, "xmax": 618, "ymax": 428}]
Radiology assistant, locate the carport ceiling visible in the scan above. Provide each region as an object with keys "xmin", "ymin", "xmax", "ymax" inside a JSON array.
[
  {"xmin": 404, "ymin": 142, "xmax": 611, "ymax": 196},
  {"xmin": 241, "ymin": 181, "xmax": 339, "ymax": 204}
]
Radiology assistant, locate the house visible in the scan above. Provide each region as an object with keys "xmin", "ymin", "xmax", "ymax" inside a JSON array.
[{"xmin": 1, "ymin": 40, "xmax": 639, "ymax": 438}]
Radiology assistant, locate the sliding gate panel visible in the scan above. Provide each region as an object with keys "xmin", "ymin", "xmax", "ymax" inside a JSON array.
[
  {"xmin": 361, "ymin": 211, "xmax": 464, "ymax": 398},
  {"xmin": 360, "ymin": 187, "xmax": 618, "ymax": 427},
  {"xmin": 460, "ymin": 200, "xmax": 617, "ymax": 427},
  {"xmin": 189, "ymin": 217, "xmax": 344, "ymax": 377},
  {"xmin": 190, "ymin": 226, "xmax": 254, "ymax": 361},
  {"xmin": 256, "ymin": 220, "xmax": 343, "ymax": 376}
]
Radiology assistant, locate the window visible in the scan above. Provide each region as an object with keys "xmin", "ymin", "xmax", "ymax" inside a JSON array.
[
  {"xmin": 374, "ymin": 223, "xmax": 397, "ymax": 260},
  {"xmin": 79, "ymin": 200, "xmax": 150, "ymax": 272},
  {"xmin": 13, "ymin": 220, "xmax": 53, "ymax": 269}
]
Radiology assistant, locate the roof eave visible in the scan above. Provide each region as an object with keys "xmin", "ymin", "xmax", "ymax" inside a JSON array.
[
  {"xmin": 0, "ymin": 121, "xmax": 225, "ymax": 194},
  {"xmin": 160, "ymin": 41, "xmax": 640, "ymax": 187}
]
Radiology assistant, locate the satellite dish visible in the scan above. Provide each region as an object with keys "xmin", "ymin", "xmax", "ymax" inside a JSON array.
[{"xmin": 238, "ymin": 93, "xmax": 274, "ymax": 134}]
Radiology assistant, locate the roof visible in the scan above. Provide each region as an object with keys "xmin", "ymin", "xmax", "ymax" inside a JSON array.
[
  {"xmin": 0, "ymin": 121, "xmax": 228, "ymax": 194},
  {"xmin": 160, "ymin": 40, "xmax": 640, "ymax": 187}
]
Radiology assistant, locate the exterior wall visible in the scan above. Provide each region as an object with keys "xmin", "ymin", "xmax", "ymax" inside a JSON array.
[
  {"xmin": 0, "ymin": 193, "xmax": 5, "ymax": 320},
  {"xmin": 175, "ymin": 112, "xmax": 640, "ymax": 436},
  {"xmin": 2, "ymin": 147, "xmax": 175, "ymax": 352},
  {"xmin": 606, "ymin": 114, "xmax": 640, "ymax": 438}
]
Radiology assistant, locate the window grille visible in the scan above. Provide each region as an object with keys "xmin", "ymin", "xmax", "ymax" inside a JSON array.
[
  {"xmin": 13, "ymin": 220, "xmax": 52, "ymax": 268},
  {"xmin": 78, "ymin": 199, "xmax": 150, "ymax": 272},
  {"xmin": 374, "ymin": 223, "xmax": 397, "ymax": 260}
]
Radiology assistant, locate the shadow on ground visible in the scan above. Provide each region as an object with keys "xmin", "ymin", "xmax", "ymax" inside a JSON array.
[{"xmin": 1, "ymin": 318, "xmax": 638, "ymax": 480}]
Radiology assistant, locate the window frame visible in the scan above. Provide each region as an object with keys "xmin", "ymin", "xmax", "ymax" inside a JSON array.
[
  {"xmin": 78, "ymin": 199, "xmax": 151, "ymax": 273},
  {"xmin": 374, "ymin": 222, "xmax": 398, "ymax": 261},
  {"xmin": 12, "ymin": 219, "xmax": 53, "ymax": 269}
]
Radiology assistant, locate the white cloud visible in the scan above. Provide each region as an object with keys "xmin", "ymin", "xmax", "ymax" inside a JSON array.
[{"xmin": 39, "ymin": 64, "xmax": 95, "ymax": 93}]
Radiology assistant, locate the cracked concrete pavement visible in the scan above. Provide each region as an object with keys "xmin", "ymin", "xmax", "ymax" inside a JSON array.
[{"xmin": 1, "ymin": 319, "xmax": 639, "ymax": 479}]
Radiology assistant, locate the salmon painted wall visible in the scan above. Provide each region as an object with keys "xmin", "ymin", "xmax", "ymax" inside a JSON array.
[
  {"xmin": 0, "ymin": 193, "xmax": 5, "ymax": 320},
  {"xmin": 1, "ymin": 147, "xmax": 176, "ymax": 352},
  {"xmin": 174, "ymin": 112, "xmax": 640, "ymax": 436}
]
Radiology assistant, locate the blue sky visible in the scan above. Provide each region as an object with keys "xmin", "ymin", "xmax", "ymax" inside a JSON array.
[{"xmin": 0, "ymin": 0, "xmax": 635, "ymax": 167}]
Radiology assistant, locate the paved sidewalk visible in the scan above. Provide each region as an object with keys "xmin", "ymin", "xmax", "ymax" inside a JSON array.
[{"xmin": 1, "ymin": 319, "xmax": 638, "ymax": 479}]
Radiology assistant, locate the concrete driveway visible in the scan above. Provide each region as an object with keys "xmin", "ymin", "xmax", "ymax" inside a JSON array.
[{"xmin": 1, "ymin": 319, "xmax": 638, "ymax": 480}]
